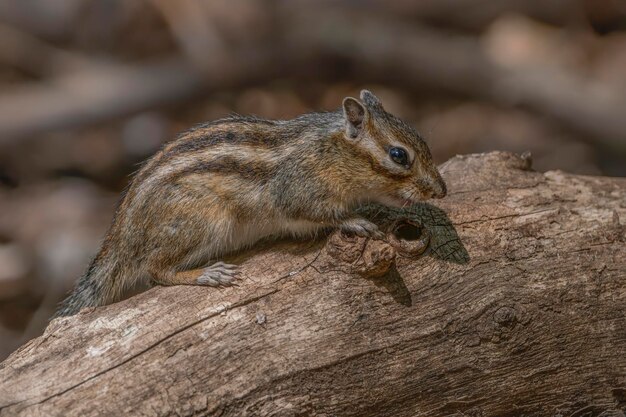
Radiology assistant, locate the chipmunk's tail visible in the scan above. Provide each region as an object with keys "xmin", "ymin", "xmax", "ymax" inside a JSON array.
[{"xmin": 53, "ymin": 251, "xmax": 123, "ymax": 318}]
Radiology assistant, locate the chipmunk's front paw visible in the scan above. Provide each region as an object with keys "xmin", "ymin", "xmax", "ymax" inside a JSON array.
[
  {"xmin": 197, "ymin": 262, "xmax": 240, "ymax": 286},
  {"xmin": 340, "ymin": 217, "xmax": 385, "ymax": 239}
]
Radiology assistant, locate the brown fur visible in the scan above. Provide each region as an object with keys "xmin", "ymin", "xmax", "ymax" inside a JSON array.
[{"xmin": 54, "ymin": 90, "xmax": 446, "ymax": 317}]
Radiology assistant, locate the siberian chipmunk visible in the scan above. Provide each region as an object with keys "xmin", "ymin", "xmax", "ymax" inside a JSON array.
[{"xmin": 55, "ymin": 90, "xmax": 446, "ymax": 317}]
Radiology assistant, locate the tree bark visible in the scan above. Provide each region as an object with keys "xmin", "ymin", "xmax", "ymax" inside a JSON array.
[{"xmin": 0, "ymin": 151, "xmax": 624, "ymax": 417}]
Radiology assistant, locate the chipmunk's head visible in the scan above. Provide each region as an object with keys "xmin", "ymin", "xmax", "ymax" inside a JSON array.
[{"xmin": 342, "ymin": 89, "xmax": 446, "ymax": 207}]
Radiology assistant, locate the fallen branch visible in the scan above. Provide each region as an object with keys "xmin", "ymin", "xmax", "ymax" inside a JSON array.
[
  {"xmin": 0, "ymin": 152, "xmax": 624, "ymax": 416},
  {"xmin": 0, "ymin": 47, "xmax": 284, "ymax": 143}
]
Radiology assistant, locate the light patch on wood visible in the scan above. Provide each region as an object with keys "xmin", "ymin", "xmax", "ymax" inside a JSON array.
[
  {"xmin": 87, "ymin": 308, "xmax": 142, "ymax": 331},
  {"xmin": 86, "ymin": 340, "xmax": 115, "ymax": 357}
]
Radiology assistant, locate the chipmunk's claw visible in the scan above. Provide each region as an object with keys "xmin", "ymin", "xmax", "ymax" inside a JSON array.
[
  {"xmin": 340, "ymin": 218, "xmax": 385, "ymax": 239},
  {"xmin": 197, "ymin": 262, "xmax": 240, "ymax": 286}
]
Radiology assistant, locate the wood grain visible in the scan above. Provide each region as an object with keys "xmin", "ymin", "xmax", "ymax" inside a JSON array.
[{"xmin": 0, "ymin": 151, "xmax": 624, "ymax": 416}]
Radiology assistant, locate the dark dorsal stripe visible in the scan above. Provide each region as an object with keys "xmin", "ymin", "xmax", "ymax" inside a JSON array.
[
  {"xmin": 168, "ymin": 155, "xmax": 276, "ymax": 185},
  {"xmin": 167, "ymin": 127, "xmax": 277, "ymax": 158}
]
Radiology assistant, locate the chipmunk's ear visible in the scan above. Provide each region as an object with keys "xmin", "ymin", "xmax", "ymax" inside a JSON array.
[
  {"xmin": 342, "ymin": 97, "xmax": 368, "ymax": 139},
  {"xmin": 360, "ymin": 90, "xmax": 384, "ymax": 112}
]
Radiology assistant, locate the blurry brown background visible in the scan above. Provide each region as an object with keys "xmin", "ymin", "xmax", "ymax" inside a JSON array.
[{"xmin": 0, "ymin": 0, "xmax": 625, "ymax": 361}]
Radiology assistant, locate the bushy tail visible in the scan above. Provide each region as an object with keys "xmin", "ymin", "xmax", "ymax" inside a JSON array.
[{"xmin": 53, "ymin": 255, "xmax": 118, "ymax": 318}]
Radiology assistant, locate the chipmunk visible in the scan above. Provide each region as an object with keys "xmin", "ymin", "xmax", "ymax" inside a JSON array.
[{"xmin": 54, "ymin": 90, "xmax": 446, "ymax": 317}]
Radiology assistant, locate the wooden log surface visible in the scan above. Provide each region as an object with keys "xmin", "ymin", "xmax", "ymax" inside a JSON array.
[{"xmin": 0, "ymin": 151, "xmax": 624, "ymax": 416}]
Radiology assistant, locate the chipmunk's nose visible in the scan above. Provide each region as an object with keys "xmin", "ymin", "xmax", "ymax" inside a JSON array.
[{"xmin": 429, "ymin": 175, "xmax": 447, "ymax": 199}]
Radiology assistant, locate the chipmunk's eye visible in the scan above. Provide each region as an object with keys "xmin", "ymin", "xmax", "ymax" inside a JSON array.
[{"xmin": 389, "ymin": 147, "xmax": 409, "ymax": 166}]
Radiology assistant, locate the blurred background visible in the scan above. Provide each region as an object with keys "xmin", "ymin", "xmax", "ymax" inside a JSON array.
[{"xmin": 0, "ymin": 0, "xmax": 625, "ymax": 360}]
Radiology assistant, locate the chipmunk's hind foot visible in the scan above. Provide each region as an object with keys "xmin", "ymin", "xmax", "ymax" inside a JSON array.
[{"xmin": 196, "ymin": 262, "xmax": 240, "ymax": 286}]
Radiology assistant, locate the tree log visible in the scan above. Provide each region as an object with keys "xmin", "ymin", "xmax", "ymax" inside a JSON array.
[{"xmin": 0, "ymin": 151, "xmax": 624, "ymax": 416}]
